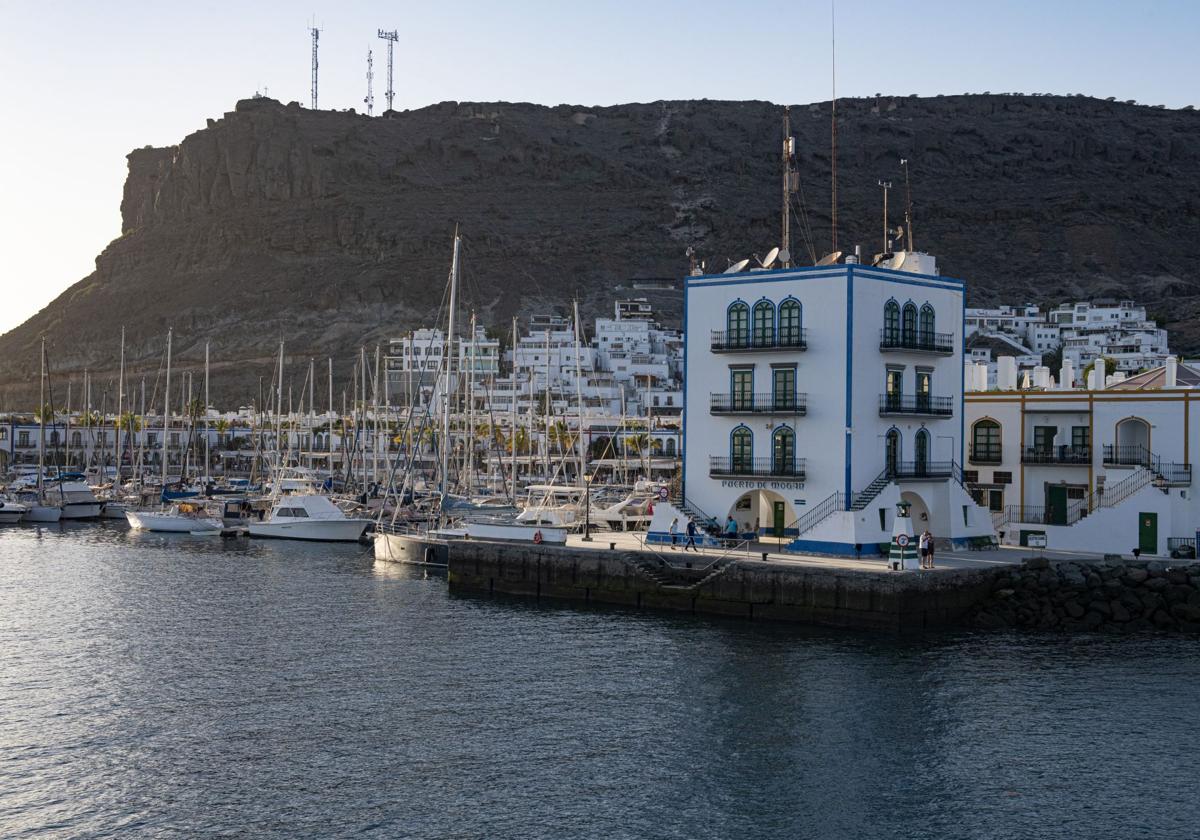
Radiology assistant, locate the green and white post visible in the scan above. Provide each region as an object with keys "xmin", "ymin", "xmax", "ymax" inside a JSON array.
[{"xmin": 888, "ymin": 501, "xmax": 919, "ymax": 571}]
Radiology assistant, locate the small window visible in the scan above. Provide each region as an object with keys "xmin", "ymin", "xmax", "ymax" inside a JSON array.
[
  {"xmin": 993, "ymin": 471, "xmax": 1013, "ymax": 485},
  {"xmin": 963, "ymin": 470, "xmax": 979, "ymax": 483}
]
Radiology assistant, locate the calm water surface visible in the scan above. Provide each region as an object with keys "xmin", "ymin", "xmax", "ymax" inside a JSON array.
[{"xmin": 1, "ymin": 523, "xmax": 1198, "ymax": 839}]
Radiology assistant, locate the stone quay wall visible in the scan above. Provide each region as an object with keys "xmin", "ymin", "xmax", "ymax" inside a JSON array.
[
  {"xmin": 446, "ymin": 541, "xmax": 998, "ymax": 632},
  {"xmin": 968, "ymin": 556, "xmax": 1200, "ymax": 633}
]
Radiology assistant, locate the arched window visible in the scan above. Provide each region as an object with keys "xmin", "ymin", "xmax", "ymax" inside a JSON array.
[
  {"xmin": 914, "ymin": 429, "xmax": 930, "ymax": 474},
  {"xmin": 1114, "ymin": 417, "xmax": 1151, "ymax": 465},
  {"xmin": 772, "ymin": 427, "xmax": 796, "ymax": 476},
  {"xmin": 919, "ymin": 304, "xmax": 935, "ymax": 345},
  {"xmin": 665, "ymin": 438, "xmax": 677, "ymax": 456},
  {"xmin": 779, "ymin": 299, "xmax": 802, "ymax": 346},
  {"xmin": 902, "ymin": 302, "xmax": 918, "ymax": 346},
  {"xmin": 731, "ymin": 426, "xmax": 753, "ymax": 473},
  {"xmin": 71, "ymin": 431, "xmax": 82, "ymax": 447},
  {"xmin": 726, "ymin": 302, "xmax": 750, "ymax": 348},
  {"xmin": 752, "ymin": 300, "xmax": 776, "ymax": 347},
  {"xmin": 884, "ymin": 300, "xmax": 900, "ymax": 344},
  {"xmin": 885, "ymin": 428, "xmax": 900, "ymax": 476},
  {"xmin": 971, "ymin": 419, "xmax": 1001, "ymax": 463}
]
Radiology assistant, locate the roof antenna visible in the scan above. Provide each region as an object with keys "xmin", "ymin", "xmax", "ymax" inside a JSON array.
[
  {"xmin": 830, "ymin": 0, "xmax": 838, "ymax": 254},
  {"xmin": 781, "ymin": 106, "xmax": 795, "ymax": 268},
  {"xmin": 901, "ymin": 157, "xmax": 914, "ymax": 251}
]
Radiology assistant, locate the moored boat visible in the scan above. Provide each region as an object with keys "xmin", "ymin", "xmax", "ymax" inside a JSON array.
[{"xmin": 247, "ymin": 493, "xmax": 371, "ymax": 542}]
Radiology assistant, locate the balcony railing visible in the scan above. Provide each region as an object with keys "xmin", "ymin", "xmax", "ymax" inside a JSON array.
[
  {"xmin": 879, "ymin": 329, "xmax": 955, "ymax": 354},
  {"xmin": 710, "ymin": 393, "xmax": 807, "ymax": 415},
  {"xmin": 1021, "ymin": 445, "xmax": 1092, "ymax": 465},
  {"xmin": 887, "ymin": 460, "xmax": 957, "ymax": 479},
  {"xmin": 1102, "ymin": 444, "xmax": 1153, "ymax": 467},
  {"xmin": 968, "ymin": 447, "xmax": 1003, "ymax": 465},
  {"xmin": 710, "ymin": 330, "xmax": 808, "ymax": 352},
  {"xmin": 709, "ymin": 456, "xmax": 806, "ymax": 479},
  {"xmin": 878, "ymin": 394, "xmax": 954, "ymax": 417}
]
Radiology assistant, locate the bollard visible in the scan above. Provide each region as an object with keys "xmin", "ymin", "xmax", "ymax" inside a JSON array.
[
  {"xmin": 761, "ymin": 552, "xmax": 769, "ymax": 562},
  {"xmin": 609, "ymin": 542, "xmax": 616, "ymax": 550}
]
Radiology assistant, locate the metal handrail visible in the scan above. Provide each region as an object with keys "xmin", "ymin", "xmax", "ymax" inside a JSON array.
[
  {"xmin": 878, "ymin": 329, "xmax": 955, "ymax": 353},
  {"xmin": 709, "ymin": 457, "xmax": 806, "ymax": 478},
  {"xmin": 710, "ymin": 329, "xmax": 808, "ymax": 352},
  {"xmin": 1021, "ymin": 445, "xmax": 1092, "ymax": 465},
  {"xmin": 878, "ymin": 394, "xmax": 954, "ymax": 416},
  {"xmin": 709, "ymin": 393, "xmax": 807, "ymax": 414}
]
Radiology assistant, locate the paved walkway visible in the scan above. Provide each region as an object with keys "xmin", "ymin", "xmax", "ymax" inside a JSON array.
[{"xmin": 564, "ymin": 530, "xmax": 1109, "ymax": 573}]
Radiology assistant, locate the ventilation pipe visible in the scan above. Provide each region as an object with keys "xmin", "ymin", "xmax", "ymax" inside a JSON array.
[
  {"xmin": 997, "ymin": 356, "xmax": 1018, "ymax": 391},
  {"xmin": 1090, "ymin": 358, "xmax": 1106, "ymax": 391},
  {"xmin": 1165, "ymin": 355, "xmax": 1178, "ymax": 388},
  {"xmin": 1060, "ymin": 359, "xmax": 1075, "ymax": 390}
]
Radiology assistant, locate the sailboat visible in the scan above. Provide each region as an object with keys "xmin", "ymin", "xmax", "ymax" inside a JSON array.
[{"xmin": 21, "ymin": 338, "xmax": 62, "ymax": 523}]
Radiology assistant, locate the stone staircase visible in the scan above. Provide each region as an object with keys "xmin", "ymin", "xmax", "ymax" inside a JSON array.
[{"xmin": 851, "ymin": 469, "xmax": 893, "ymax": 511}]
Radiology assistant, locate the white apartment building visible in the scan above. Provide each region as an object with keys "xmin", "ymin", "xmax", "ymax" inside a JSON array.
[
  {"xmin": 680, "ymin": 253, "xmax": 992, "ymax": 553},
  {"xmin": 965, "ymin": 357, "xmax": 1199, "ymax": 556}
]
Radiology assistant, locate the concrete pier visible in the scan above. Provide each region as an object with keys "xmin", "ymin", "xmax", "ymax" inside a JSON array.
[{"xmin": 446, "ymin": 539, "xmax": 1003, "ymax": 632}]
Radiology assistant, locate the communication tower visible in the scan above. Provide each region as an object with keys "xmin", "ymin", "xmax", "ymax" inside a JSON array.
[
  {"xmin": 377, "ymin": 29, "xmax": 398, "ymax": 112},
  {"xmin": 365, "ymin": 48, "xmax": 375, "ymax": 115},
  {"xmin": 309, "ymin": 25, "xmax": 320, "ymax": 110}
]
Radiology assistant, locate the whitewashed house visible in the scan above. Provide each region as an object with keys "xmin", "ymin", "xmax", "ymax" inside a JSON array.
[{"xmin": 681, "ymin": 253, "xmax": 993, "ymax": 554}]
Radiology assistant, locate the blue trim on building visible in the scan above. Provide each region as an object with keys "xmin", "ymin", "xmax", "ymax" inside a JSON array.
[
  {"xmin": 782, "ymin": 538, "xmax": 870, "ymax": 557},
  {"xmin": 682, "ymin": 280, "xmax": 689, "ymax": 501},
  {"xmin": 960, "ymin": 300, "xmax": 966, "ymax": 467},
  {"xmin": 844, "ymin": 265, "xmax": 854, "ymax": 503}
]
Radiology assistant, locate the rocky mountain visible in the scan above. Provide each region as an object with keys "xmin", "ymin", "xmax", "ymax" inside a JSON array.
[{"xmin": 2, "ymin": 93, "xmax": 1197, "ymax": 407}]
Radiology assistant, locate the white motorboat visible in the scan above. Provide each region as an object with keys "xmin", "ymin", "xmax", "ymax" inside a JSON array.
[
  {"xmin": 12, "ymin": 491, "xmax": 62, "ymax": 523},
  {"xmin": 373, "ymin": 527, "xmax": 456, "ymax": 565},
  {"xmin": 247, "ymin": 494, "xmax": 371, "ymax": 542},
  {"xmin": 464, "ymin": 516, "xmax": 568, "ymax": 544},
  {"xmin": 125, "ymin": 501, "xmax": 224, "ymax": 533},
  {"xmin": 100, "ymin": 500, "xmax": 129, "ymax": 520},
  {"xmin": 0, "ymin": 498, "xmax": 28, "ymax": 524},
  {"xmin": 43, "ymin": 480, "xmax": 103, "ymax": 520}
]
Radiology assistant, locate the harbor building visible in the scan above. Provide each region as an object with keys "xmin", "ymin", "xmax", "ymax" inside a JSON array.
[
  {"xmin": 681, "ymin": 252, "xmax": 993, "ymax": 553},
  {"xmin": 965, "ymin": 356, "xmax": 1200, "ymax": 556}
]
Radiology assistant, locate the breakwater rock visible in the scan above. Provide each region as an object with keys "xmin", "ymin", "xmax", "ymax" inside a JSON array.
[{"xmin": 969, "ymin": 557, "xmax": 1200, "ymax": 634}]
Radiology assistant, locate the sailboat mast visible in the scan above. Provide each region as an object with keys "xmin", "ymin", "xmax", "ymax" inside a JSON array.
[
  {"xmin": 204, "ymin": 342, "xmax": 210, "ymax": 482},
  {"xmin": 276, "ymin": 341, "xmax": 285, "ymax": 470},
  {"xmin": 510, "ymin": 316, "xmax": 518, "ymax": 503},
  {"xmin": 440, "ymin": 231, "xmax": 460, "ymax": 500},
  {"xmin": 162, "ymin": 328, "xmax": 172, "ymax": 486},
  {"xmin": 573, "ymin": 300, "xmax": 585, "ymax": 488},
  {"xmin": 115, "ymin": 327, "xmax": 124, "ymax": 486},
  {"xmin": 38, "ymin": 337, "xmax": 45, "ymax": 499},
  {"xmin": 327, "ymin": 358, "xmax": 334, "ymax": 471}
]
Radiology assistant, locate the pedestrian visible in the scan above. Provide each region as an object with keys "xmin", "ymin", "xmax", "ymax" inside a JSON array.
[
  {"xmin": 919, "ymin": 530, "xmax": 931, "ymax": 569},
  {"xmin": 926, "ymin": 529, "xmax": 936, "ymax": 569},
  {"xmin": 669, "ymin": 517, "xmax": 679, "ymax": 550},
  {"xmin": 725, "ymin": 515, "xmax": 738, "ymax": 544},
  {"xmin": 685, "ymin": 519, "xmax": 698, "ymax": 552}
]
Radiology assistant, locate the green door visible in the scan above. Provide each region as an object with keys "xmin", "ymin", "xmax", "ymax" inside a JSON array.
[
  {"xmin": 1046, "ymin": 485, "xmax": 1068, "ymax": 526},
  {"xmin": 773, "ymin": 501, "xmax": 785, "ymax": 538},
  {"xmin": 1138, "ymin": 512, "xmax": 1158, "ymax": 554}
]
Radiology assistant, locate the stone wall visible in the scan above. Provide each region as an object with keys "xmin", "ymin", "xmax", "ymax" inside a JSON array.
[
  {"xmin": 447, "ymin": 540, "xmax": 998, "ymax": 631},
  {"xmin": 969, "ymin": 557, "xmax": 1200, "ymax": 633}
]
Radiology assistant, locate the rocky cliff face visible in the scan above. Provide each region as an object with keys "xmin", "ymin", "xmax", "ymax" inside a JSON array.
[{"xmin": 2, "ymin": 94, "xmax": 1198, "ymax": 406}]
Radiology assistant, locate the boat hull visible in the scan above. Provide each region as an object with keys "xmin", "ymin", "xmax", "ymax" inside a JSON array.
[
  {"xmin": 464, "ymin": 522, "xmax": 569, "ymax": 544},
  {"xmin": 125, "ymin": 510, "xmax": 223, "ymax": 533},
  {"xmin": 373, "ymin": 531, "xmax": 450, "ymax": 565},
  {"xmin": 24, "ymin": 505, "xmax": 62, "ymax": 523},
  {"xmin": 100, "ymin": 503, "xmax": 128, "ymax": 520},
  {"xmin": 0, "ymin": 509, "xmax": 25, "ymax": 524},
  {"xmin": 247, "ymin": 519, "xmax": 370, "ymax": 542},
  {"xmin": 59, "ymin": 502, "xmax": 103, "ymax": 520}
]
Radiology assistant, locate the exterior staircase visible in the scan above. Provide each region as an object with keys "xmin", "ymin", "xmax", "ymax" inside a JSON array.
[{"xmin": 851, "ymin": 469, "xmax": 893, "ymax": 511}]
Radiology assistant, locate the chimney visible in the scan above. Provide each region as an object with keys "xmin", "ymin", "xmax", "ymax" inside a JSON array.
[
  {"xmin": 1033, "ymin": 366, "xmax": 1050, "ymax": 389},
  {"xmin": 1165, "ymin": 355, "xmax": 1178, "ymax": 388},
  {"xmin": 1091, "ymin": 358, "xmax": 1106, "ymax": 391},
  {"xmin": 997, "ymin": 356, "xmax": 1018, "ymax": 391},
  {"xmin": 1060, "ymin": 359, "xmax": 1075, "ymax": 389}
]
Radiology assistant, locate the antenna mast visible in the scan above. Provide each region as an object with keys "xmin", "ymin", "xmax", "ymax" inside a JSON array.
[
  {"xmin": 781, "ymin": 106, "xmax": 795, "ymax": 268},
  {"xmin": 878, "ymin": 180, "xmax": 892, "ymax": 254},
  {"xmin": 309, "ymin": 24, "xmax": 320, "ymax": 110},
  {"xmin": 377, "ymin": 29, "xmax": 398, "ymax": 112},
  {"xmin": 901, "ymin": 158, "xmax": 914, "ymax": 251},
  {"xmin": 830, "ymin": 0, "xmax": 838, "ymax": 253},
  {"xmin": 365, "ymin": 48, "xmax": 375, "ymax": 116}
]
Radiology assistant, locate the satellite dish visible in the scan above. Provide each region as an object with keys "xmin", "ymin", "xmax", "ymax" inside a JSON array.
[
  {"xmin": 892, "ymin": 252, "xmax": 907, "ymax": 270},
  {"xmin": 777, "ymin": 248, "xmax": 791, "ymax": 265},
  {"xmin": 815, "ymin": 251, "xmax": 843, "ymax": 266},
  {"xmin": 761, "ymin": 247, "xmax": 780, "ymax": 268},
  {"xmin": 724, "ymin": 258, "xmax": 750, "ymax": 274}
]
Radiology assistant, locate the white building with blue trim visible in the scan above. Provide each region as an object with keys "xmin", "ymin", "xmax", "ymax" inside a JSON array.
[{"xmin": 680, "ymin": 253, "xmax": 994, "ymax": 554}]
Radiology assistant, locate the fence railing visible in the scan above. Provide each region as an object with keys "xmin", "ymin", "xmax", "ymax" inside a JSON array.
[
  {"xmin": 709, "ymin": 457, "xmax": 806, "ymax": 479},
  {"xmin": 878, "ymin": 394, "xmax": 954, "ymax": 416},
  {"xmin": 709, "ymin": 393, "xmax": 807, "ymax": 415},
  {"xmin": 710, "ymin": 329, "xmax": 808, "ymax": 352},
  {"xmin": 969, "ymin": 446, "xmax": 1003, "ymax": 464},
  {"xmin": 878, "ymin": 329, "xmax": 955, "ymax": 354},
  {"xmin": 1021, "ymin": 445, "xmax": 1091, "ymax": 465},
  {"xmin": 887, "ymin": 460, "xmax": 956, "ymax": 479}
]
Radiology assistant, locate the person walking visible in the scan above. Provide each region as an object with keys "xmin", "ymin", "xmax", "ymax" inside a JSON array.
[
  {"xmin": 725, "ymin": 515, "xmax": 738, "ymax": 544},
  {"xmin": 685, "ymin": 519, "xmax": 698, "ymax": 552},
  {"xmin": 919, "ymin": 530, "xmax": 931, "ymax": 569},
  {"xmin": 925, "ymin": 529, "xmax": 936, "ymax": 569},
  {"xmin": 669, "ymin": 517, "xmax": 679, "ymax": 550}
]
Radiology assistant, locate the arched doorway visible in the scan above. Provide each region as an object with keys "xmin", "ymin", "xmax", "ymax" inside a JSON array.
[
  {"xmin": 1115, "ymin": 417, "xmax": 1150, "ymax": 465},
  {"xmin": 727, "ymin": 489, "xmax": 793, "ymax": 539},
  {"xmin": 885, "ymin": 428, "xmax": 901, "ymax": 476},
  {"xmin": 914, "ymin": 429, "xmax": 930, "ymax": 475},
  {"xmin": 900, "ymin": 490, "xmax": 931, "ymax": 534}
]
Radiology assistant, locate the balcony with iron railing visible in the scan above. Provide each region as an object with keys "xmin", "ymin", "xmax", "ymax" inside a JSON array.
[
  {"xmin": 1102, "ymin": 444, "xmax": 1154, "ymax": 467},
  {"xmin": 878, "ymin": 394, "xmax": 954, "ymax": 417},
  {"xmin": 879, "ymin": 329, "xmax": 955, "ymax": 354},
  {"xmin": 1021, "ymin": 445, "xmax": 1092, "ymax": 465},
  {"xmin": 968, "ymin": 446, "xmax": 1003, "ymax": 465},
  {"xmin": 886, "ymin": 460, "xmax": 958, "ymax": 480},
  {"xmin": 709, "ymin": 456, "xmax": 806, "ymax": 480},
  {"xmin": 710, "ymin": 329, "xmax": 808, "ymax": 353},
  {"xmin": 710, "ymin": 393, "xmax": 807, "ymax": 415}
]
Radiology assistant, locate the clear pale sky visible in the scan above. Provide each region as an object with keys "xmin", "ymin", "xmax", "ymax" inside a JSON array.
[{"xmin": 0, "ymin": 0, "xmax": 1196, "ymax": 334}]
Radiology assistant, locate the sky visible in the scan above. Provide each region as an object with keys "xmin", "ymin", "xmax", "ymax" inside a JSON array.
[{"xmin": 0, "ymin": 0, "xmax": 1196, "ymax": 335}]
